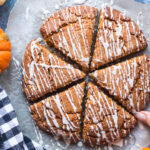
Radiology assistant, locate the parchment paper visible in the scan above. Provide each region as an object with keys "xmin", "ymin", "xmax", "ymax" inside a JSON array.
[{"xmin": 0, "ymin": 0, "xmax": 150, "ymax": 149}]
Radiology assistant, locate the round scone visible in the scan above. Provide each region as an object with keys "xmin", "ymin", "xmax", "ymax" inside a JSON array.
[
  {"xmin": 90, "ymin": 54, "xmax": 150, "ymax": 113},
  {"xmin": 83, "ymin": 82, "xmax": 136, "ymax": 146},
  {"xmin": 22, "ymin": 39, "xmax": 85, "ymax": 101},
  {"xmin": 91, "ymin": 6, "xmax": 148, "ymax": 70},
  {"xmin": 30, "ymin": 82, "xmax": 85, "ymax": 143},
  {"xmin": 40, "ymin": 5, "xmax": 98, "ymax": 71},
  {"xmin": 21, "ymin": 5, "xmax": 150, "ymax": 148}
]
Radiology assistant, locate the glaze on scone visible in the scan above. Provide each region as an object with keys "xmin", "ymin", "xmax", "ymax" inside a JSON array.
[
  {"xmin": 22, "ymin": 39, "xmax": 85, "ymax": 101},
  {"xmin": 91, "ymin": 6, "xmax": 148, "ymax": 70},
  {"xmin": 21, "ymin": 5, "xmax": 150, "ymax": 147},
  {"xmin": 90, "ymin": 54, "xmax": 150, "ymax": 113},
  {"xmin": 40, "ymin": 6, "xmax": 98, "ymax": 71},
  {"xmin": 83, "ymin": 83, "xmax": 136, "ymax": 146},
  {"xmin": 30, "ymin": 82, "xmax": 85, "ymax": 143}
]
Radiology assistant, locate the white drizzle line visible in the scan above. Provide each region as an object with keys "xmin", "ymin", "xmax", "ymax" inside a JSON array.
[
  {"xmin": 43, "ymin": 6, "xmax": 97, "ymax": 67},
  {"xmin": 22, "ymin": 39, "xmax": 83, "ymax": 99},
  {"xmin": 92, "ymin": 6, "xmax": 145, "ymax": 68},
  {"xmin": 32, "ymin": 83, "xmax": 84, "ymax": 142},
  {"xmin": 84, "ymin": 84, "xmax": 131, "ymax": 145},
  {"xmin": 92, "ymin": 55, "xmax": 150, "ymax": 112}
]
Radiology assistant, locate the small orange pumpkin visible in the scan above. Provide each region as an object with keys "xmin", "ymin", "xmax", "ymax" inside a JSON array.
[
  {"xmin": 0, "ymin": 0, "xmax": 6, "ymax": 6},
  {"xmin": 0, "ymin": 28, "xmax": 11, "ymax": 74},
  {"xmin": 141, "ymin": 148, "xmax": 150, "ymax": 150}
]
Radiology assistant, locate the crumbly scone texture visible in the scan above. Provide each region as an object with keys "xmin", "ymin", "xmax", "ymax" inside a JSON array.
[
  {"xmin": 90, "ymin": 54, "xmax": 150, "ymax": 113},
  {"xmin": 22, "ymin": 39, "xmax": 85, "ymax": 101},
  {"xmin": 30, "ymin": 82, "xmax": 85, "ymax": 143},
  {"xmin": 40, "ymin": 6, "xmax": 98, "ymax": 71},
  {"xmin": 91, "ymin": 6, "xmax": 148, "ymax": 70},
  {"xmin": 22, "ymin": 5, "xmax": 149, "ymax": 147},
  {"xmin": 83, "ymin": 82, "xmax": 136, "ymax": 146}
]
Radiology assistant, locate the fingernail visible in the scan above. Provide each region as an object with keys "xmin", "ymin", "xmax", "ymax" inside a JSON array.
[{"xmin": 135, "ymin": 112, "xmax": 146, "ymax": 121}]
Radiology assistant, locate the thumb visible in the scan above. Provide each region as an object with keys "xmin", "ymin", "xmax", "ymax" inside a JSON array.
[{"xmin": 135, "ymin": 111, "xmax": 150, "ymax": 126}]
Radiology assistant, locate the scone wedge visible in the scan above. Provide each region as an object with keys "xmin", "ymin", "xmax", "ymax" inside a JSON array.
[
  {"xmin": 41, "ymin": 6, "xmax": 98, "ymax": 71},
  {"xmin": 22, "ymin": 39, "xmax": 85, "ymax": 101},
  {"xmin": 83, "ymin": 82, "xmax": 136, "ymax": 146},
  {"xmin": 30, "ymin": 82, "xmax": 85, "ymax": 143},
  {"xmin": 90, "ymin": 54, "xmax": 150, "ymax": 113},
  {"xmin": 91, "ymin": 6, "xmax": 148, "ymax": 70}
]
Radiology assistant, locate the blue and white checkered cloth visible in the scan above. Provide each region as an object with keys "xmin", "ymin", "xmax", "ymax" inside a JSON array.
[{"xmin": 0, "ymin": 86, "xmax": 45, "ymax": 150}]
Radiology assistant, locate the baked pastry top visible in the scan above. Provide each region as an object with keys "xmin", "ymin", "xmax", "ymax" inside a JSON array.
[
  {"xmin": 90, "ymin": 54, "xmax": 150, "ymax": 113},
  {"xmin": 91, "ymin": 6, "xmax": 147, "ymax": 70},
  {"xmin": 22, "ymin": 5, "xmax": 149, "ymax": 147},
  {"xmin": 40, "ymin": 6, "xmax": 98, "ymax": 71},
  {"xmin": 30, "ymin": 82, "xmax": 85, "ymax": 143},
  {"xmin": 22, "ymin": 39, "xmax": 85, "ymax": 101},
  {"xmin": 83, "ymin": 82, "xmax": 136, "ymax": 146}
]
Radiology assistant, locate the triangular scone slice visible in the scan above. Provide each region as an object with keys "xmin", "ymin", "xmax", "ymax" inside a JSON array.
[
  {"xmin": 90, "ymin": 54, "xmax": 150, "ymax": 113},
  {"xmin": 40, "ymin": 6, "xmax": 98, "ymax": 71},
  {"xmin": 30, "ymin": 82, "xmax": 85, "ymax": 143},
  {"xmin": 22, "ymin": 39, "xmax": 85, "ymax": 101},
  {"xmin": 83, "ymin": 83, "xmax": 136, "ymax": 146},
  {"xmin": 91, "ymin": 6, "xmax": 148, "ymax": 70}
]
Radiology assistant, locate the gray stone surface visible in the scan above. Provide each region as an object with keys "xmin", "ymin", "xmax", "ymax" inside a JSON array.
[{"xmin": 0, "ymin": 0, "xmax": 150, "ymax": 149}]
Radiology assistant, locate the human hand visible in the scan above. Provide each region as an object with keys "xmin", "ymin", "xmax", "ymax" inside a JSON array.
[{"xmin": 135, "ymin": 111, "xmax": 150, "ymax": 126}]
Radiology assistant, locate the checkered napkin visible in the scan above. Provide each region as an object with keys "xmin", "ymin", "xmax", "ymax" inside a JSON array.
[{"xmin": 0, "ymin": 86, "xmax": 45, "ymax": 150}]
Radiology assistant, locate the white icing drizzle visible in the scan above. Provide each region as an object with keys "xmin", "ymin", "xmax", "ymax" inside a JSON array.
[
  {"xmin": 56, "ymin": 140, "xmax": 70, "ymax": 149},
  {"xmin": 77, "ymin": 141, "xmax": 83, "ymax": 147},
  {"xmin": 25, "ymin": 7, "xmax": 30, "ymax": 21},
  {"xmin": 92, "ymin": 6, "xmax": 145, "ymax": 69},
  {"xmin": 22, "ymin": 39, "xmax": 84, "ymax": 99},
  {"xmin": 42, "ymin": 6, "xmax": 97, "ymax": 68},
  {"xmin": 41, "ymin": 9, "xmax": 51, "ymax": 21},
  {"xmin": 12, "ymin": 57, "xmax": 22, "ymax": 81},
  {"xmin": 110, "ymin": 0, "xmax": 114, "ymax": 5},
  {"xmin": 33, "ymin": 124, "xmax": 44, "ymax": 145},
  {"xmin": 92, "ymin": 55, "xmax": 150, "ymax": 112},
  {"xmin": 84, "ymin": 83, "xmax": 131, "ymax": 146},
  {"xmin": 74, "ymin": 0, "xmax": 87, "ymax": 5},
  {"xmin": 32, "ymin": 83, "xmax": 84, "ymax": 142},
  {"xmin": 137, "ymin": 11, "xmax": 143, "ymax": 29},
  {"xmin": 55, "ymin": 4, "xmax": 60, "ymax": 10}
]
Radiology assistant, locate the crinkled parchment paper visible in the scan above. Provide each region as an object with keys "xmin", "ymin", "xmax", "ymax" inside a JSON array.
[{"xmin": 0, "ymin": 0, "xmax": 150, "ymax": 149}]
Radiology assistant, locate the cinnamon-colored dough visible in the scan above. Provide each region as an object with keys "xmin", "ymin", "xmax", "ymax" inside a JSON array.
[
  {"xmin": 22, "ymin": 6, "xmax": 149, "ymax": 146},
  {"xmin": 40, "ymin": 6, "xmax": 98, "ymax": 71},
  {"xmin": 91, "ymin": 6, "xmax": 147, "ymax": 70},
  {"xmin": 91, "ymin": 54, "xmax": 150, "ymax": 113},
  {"xmin": 30, "ymin": 82, "xmax": 85, "ymax": 143},
  {"xmin": 83, "ymin": 82, "xmax": 136, "ymax": 146},
  {"xmin": 22, "ymin": 39, "xmax": 85, "ymax": 101}
]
